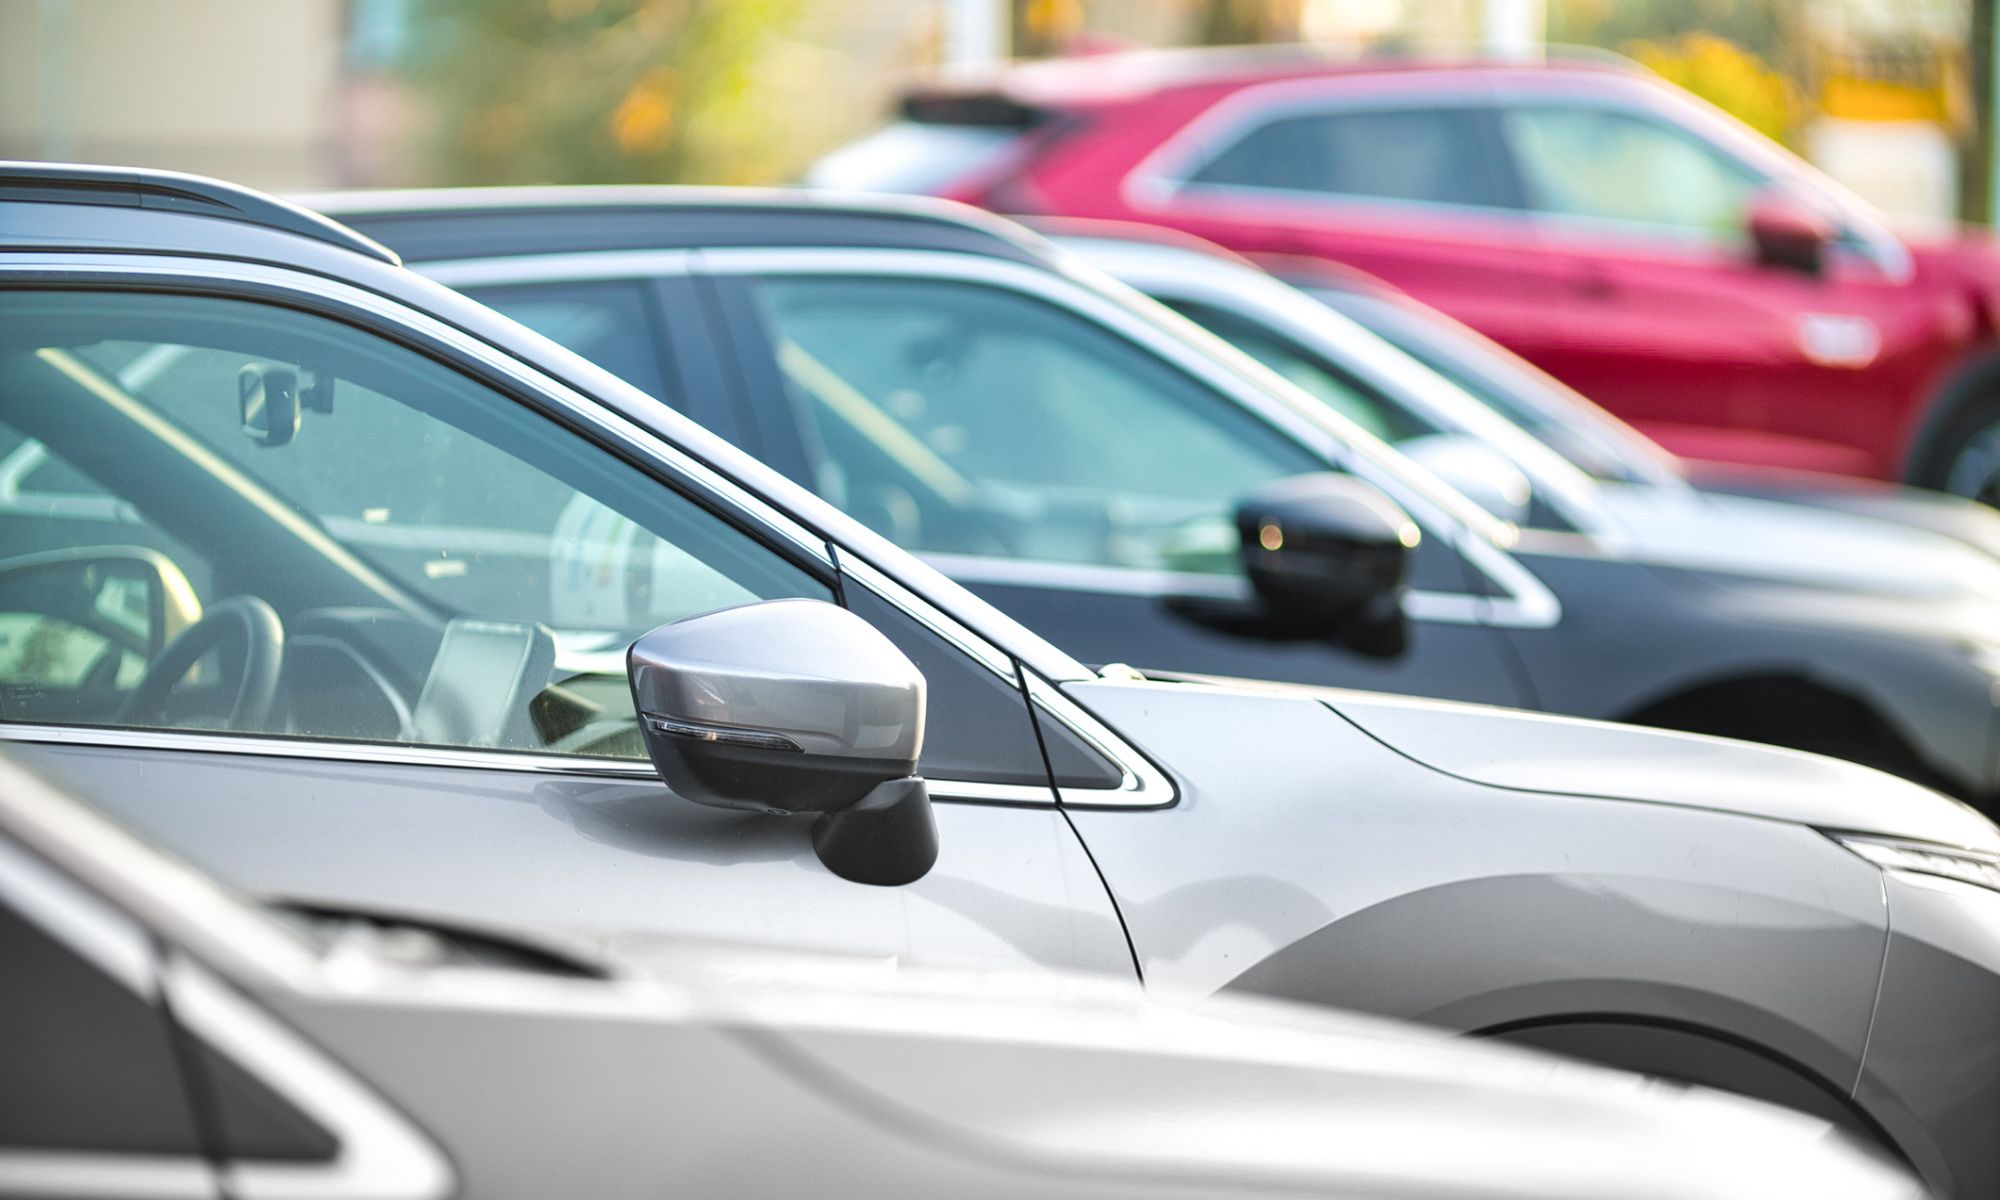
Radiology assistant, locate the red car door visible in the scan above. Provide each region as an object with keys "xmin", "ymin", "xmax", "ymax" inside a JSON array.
[
  {"xmin": 1132, "ymin": 76, "xmax": 1566, "ymax": 360},
  {"xmin": 1487, "ymin": 90, "xmax": 1932, "ymax": 479}
]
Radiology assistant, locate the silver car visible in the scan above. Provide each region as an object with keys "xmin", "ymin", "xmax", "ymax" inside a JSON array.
[{"xmin": 3, "ymin": 164, "xmax": 1998, "ymax": 1195}]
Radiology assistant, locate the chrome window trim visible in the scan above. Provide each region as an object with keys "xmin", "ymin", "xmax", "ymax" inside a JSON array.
[
  {"xmin": 921, "ymin": 551, "xmax": 1553, "ymax": 630},
  {"xmin": 418, "ymin": 249, "xmax": 700, "ymax": 288},
  {"xmin": 697, "ymin": 247, "xmax": 1558, "ymax": 631},
  {"xmin": 0, "ymin": 721, "xmax": 1074, "ymax": 805},
  {"xmin": 0, "ymin": 827, "xmax": 452, "ymax": 1200}
]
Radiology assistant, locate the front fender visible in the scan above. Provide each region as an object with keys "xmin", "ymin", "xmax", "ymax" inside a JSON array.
[{"xmin": 1059, "ymin": 678, "xmax": 1891, "ymax": 1097}]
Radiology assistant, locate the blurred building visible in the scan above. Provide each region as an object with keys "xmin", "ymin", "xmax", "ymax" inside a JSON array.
[{"xmin": 0, "ymin": 0, "xmax": 343, "ymax": 190}]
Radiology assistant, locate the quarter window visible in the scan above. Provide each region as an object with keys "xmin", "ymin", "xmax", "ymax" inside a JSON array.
[{"xmin": 1187, "ymin": 106, "xmax": 1520, "ymax": 210}]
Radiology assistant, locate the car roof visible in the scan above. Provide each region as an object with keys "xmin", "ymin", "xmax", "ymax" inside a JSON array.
[
  {"xmin": 306, "ymin": 185, "xmax": 1058, "ymax": 267},
  {"xmin": 902, "ymin": 43, "xmax": 1638, "ymax": 111}
]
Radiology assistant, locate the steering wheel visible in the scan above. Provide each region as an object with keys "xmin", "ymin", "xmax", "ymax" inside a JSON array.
[{"xmin": 116, "ymin": 596, "xmax": 285, "ymax": 731}]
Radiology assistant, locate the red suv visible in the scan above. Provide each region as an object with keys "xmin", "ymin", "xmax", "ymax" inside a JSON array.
[{"xmin": 811, "ymin": 48, "xmax": 2000, "ymax": 501}]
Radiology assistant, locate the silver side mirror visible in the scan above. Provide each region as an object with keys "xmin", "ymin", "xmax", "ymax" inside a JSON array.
[
  {"xmin": 627, "ymin": 598, "xmax": 936, "ymax": 886},
  {"xmin": 1396, "ymin": 433, "xmax": 1533, "ymax": 527}
]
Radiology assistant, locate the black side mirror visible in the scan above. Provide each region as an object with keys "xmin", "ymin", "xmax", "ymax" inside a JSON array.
[
  {"xmin": 627, "ymin": 598, "xmax": 937, "ymax": 886},
  {"xmin": 1746, "ymin": 189, "xmax": 1834, "ymax": 276},
  {"xmin": 1235, "ymin": 473, "xmax": 1415, "ymax": 651},
  {"xmin": 238, "ymin": 363, "xmax": 300, "ymax": 447}
]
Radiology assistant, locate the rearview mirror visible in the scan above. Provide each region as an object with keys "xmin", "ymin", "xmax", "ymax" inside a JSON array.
[
  {"xmin": 627, "ymin": 599, "xmax": 937, "ymax": 886},
  {"xmin": 1746, "ymin": 189, "xmax": 1833, "ymax": 276},
  {"xmin": 1396, "ymin": 433, "xmax": 1533, "ymax": 527},
  {"xmin": 1231, "ymin": 473, "xmax": 1416, "ymax": 652},
  {"xmin": 239, "ymin": 363, "xmax": 300, "ymax": 447}
]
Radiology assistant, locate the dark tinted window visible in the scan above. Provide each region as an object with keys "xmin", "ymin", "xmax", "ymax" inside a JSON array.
[
  {"xmin": 466, "ymin": 280, "xmax": 671, "ymax": 403},
  {"xmin": 1189, "ymin": 107, "xmax": 1519, "ymax": 209},
  {"xmin": 0, "ymin": 904, "xmax": 202, "ymax": 1155}
]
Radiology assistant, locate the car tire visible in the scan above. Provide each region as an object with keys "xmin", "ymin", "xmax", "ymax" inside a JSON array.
[{"xmin": 1909, "ymin": 364, "xmax": 2000, "ymax": 504}]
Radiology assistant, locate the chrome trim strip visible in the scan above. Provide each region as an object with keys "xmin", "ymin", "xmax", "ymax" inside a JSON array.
[
  {"xmin": 921, "ymin": 551, "xmax": 1558, "ymax": 630},
  {"xmin": 0, "ymin": 722, "xmax": 1057, "ymax": 806},
  {"xmin": 419, "ymin": 250, "xmax": 699, "ymax": 288}
]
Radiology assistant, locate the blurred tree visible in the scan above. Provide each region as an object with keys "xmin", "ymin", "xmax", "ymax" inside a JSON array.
[
  {"xmin": 1626, "ymin": 30, "xmax": 1803, "ymax": 145},
  {"xmin": 406, "ymin": 0, "xmax": 803, "ymax": 185}
]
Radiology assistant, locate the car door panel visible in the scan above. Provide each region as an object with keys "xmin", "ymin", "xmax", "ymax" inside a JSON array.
[
  {"xmin": 0, "ymin": 279, "xmax": 1135, "ymax": 984},
  {"xmin": 12, "ymin": 740, "xmax": 1134, "ymax": 978}
]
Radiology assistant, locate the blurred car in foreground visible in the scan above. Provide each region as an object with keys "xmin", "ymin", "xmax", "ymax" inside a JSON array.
[
  {"xmin": 4, "ymin": 164, "xmax": 1998, "ymax": 1195},
  {"xmin": 320, "ymin": 187, "xmax": 2000, "ymax": 809},
  {"xmin": 811, "ymin": 46, "xmax": 2000, "ymax": 500},
  {"xmin": 11, "ymin": 751, "xmax": 1927, "ymax": 1200}
]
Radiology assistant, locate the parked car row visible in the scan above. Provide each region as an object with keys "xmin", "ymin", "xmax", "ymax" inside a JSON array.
[
  {"xmin": 811, "ymin": 45, "xmax": 2000, "ymax": 502},
  {"xmin": 2, "ymin": 158, "xmax": 1997, "ymax": 1198}
]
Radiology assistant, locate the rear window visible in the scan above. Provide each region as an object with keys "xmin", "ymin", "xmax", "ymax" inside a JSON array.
[{"xmin": 806, "ymin": 121, "xmax": 1026, "ymax": 195}]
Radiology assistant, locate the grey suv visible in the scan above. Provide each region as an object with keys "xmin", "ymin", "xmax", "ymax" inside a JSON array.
[{"xmin": 2, "ymin": 164, "xmax": 1998, "ymax": 1196}]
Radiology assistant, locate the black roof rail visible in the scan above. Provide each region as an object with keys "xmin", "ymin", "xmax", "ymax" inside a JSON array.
[{"xmin": 0, "ymin": 161, "xmax": 400, "ymax": 266}]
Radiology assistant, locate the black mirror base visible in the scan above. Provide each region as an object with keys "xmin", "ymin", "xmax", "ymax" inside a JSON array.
[{"xmin": 811, "ymin": 776, "xmax": 938, "ymax": 887}]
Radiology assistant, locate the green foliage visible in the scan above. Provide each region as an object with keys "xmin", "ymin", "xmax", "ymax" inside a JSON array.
[{"xmin": 405, "ymin": 0, "xmax": 804, "ymax": 186}]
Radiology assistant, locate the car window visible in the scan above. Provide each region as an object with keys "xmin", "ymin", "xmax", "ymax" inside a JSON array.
[
  {"xmin": 743, "ymin": 275, "xmax": 1324, "ymax": 576},
  {"xmin": 0, "ymin": 290, "xmax": 830, "ymax": 757},
  {"xmin": 1187, "ymin": 106, "xmax": 1519, "ymax": 210},
  {"xmin": 1503, "ymin": 105, "xmax": 1764, "ymax": 236},
  {"xmin": 1160, "ymin": 299, "xmax": 1435, "ymax": 444},
  {"xmin": 737, "ymin": 274, "xmax": 1473, "ymax": 595},
  {"xmin": 463, "ymin": 279, "xmax": 673, "ymax": 403}
]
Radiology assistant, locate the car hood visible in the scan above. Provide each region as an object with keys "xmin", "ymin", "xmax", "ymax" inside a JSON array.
[
  {"xmin": 1594, "ymin": 481, "xmax": 2000, "ymax": 602},
  {"xmin": 1691, "ymin": 467, "xmax": 2000, "ymax": 562},
  {"xmin": 1326, "ymin": 688, "xmax": 2000, "ymax": 852}
]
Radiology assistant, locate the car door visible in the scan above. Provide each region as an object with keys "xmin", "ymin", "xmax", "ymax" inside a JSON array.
[
  {"xmin": 690, "ymin": 252, "xmax": 1532, "ymax": 705},
  {"xmin": 0, "ymin": 269, "xmax": 1133, "ymax": 980},
  {"xmin": 1487, "ymin": 90, "xmax": 1929, "ymax": 479},
  {"xmin": 1131, "ymin": 78, "xmax": 1561, "ymax": 361}
]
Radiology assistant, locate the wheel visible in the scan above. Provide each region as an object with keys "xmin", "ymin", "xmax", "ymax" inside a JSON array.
[
  {"xmin": 1909, "ymin": 369, "xmax": 2000, "ymax": 505},
  {"xmin": 116, "ymin": 595, "xmax": 285, "ymax": 731}
]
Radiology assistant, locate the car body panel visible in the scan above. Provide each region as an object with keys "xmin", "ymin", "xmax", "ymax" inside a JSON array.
[
  {"xmin": 5, "ymin": 739, "xmax": 1135, "ymax": 979},
  {"xmin": 1056, "ymin": 677, "xmax": 1889, "ymax": 1097}
]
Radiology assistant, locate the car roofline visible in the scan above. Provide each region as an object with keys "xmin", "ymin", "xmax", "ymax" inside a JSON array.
[
  {"xmin": 2, "ymin": 160, "xmax": 399, "ymax": 265},
  {"xmin": 302, "ymin": 185, "xmax": 1067, "ymax": 268}
]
